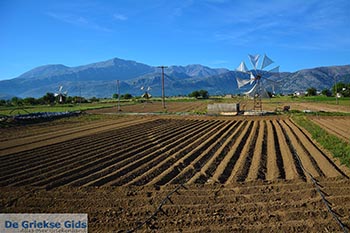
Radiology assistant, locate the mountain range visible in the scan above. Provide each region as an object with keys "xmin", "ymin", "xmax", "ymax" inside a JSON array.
[{"xmin": 0, "ymin": 57, "xmax": 349, "ymax": 99}]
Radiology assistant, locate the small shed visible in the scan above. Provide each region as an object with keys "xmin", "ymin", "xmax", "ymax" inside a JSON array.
[{"xmin": 207, "ymin": 103, "xmax": 240, "ymax": 115}]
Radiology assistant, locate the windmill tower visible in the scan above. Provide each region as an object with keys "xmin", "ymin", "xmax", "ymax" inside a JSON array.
[{"xmin": 236, "ymin": 54, "xmax": 280, "ymax": 111}]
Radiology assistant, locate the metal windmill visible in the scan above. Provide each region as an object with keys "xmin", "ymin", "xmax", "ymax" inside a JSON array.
[
  {"xmin": 54, "ymin": 85, "xmax": 68, "ymax": 104},
  {"xmin": 236, "ymin": 54, "xmax": 280, "ymax": 111},
  {"xmin": 141, "ymin": 86, "xmax": 152, "ymax": 99}
]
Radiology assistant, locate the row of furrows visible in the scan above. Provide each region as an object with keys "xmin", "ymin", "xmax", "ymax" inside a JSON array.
[
  {"xmin": 58, "ymin": 120, "xmax": 221, "ymax": 188},
  {"xmin": 90, "ymin": 120, "xmax": 226, "ymax": 187},
  {"xmin": 283, "ymin": 120, "xmax": 325, "ymax": 176},
  {"xmin": 236, "ymin": 121, "xmax": 261, "ymax": 182},
  {"xmin": 288, "ymin": 119, "xmax": 348, "ymax": 178},
  {"xmin": 0, "ymin": 117, "xmax": 137, "ymax": 143},
  {"xmin": 0, "ymin": 119, "xmax": 181, "ymax": 178},
  {"xmin": 0, "ymin": 119, "xmax": 162, "ymax": 168},
  {"xmin": 150, "ymin": 121, "xmax": 233, "ymax": 186},
  {"xmin": 168, "ymin": 121, "xmax": 237, "ymax": 184},
  {"xmin": 194, "ymin": 121, "xmax": 248, "ymax": 184},
  {"xmin": 270, "ymin": 120, "xmax": 286, "ymax": 179},
  {"xmin": 313, "ymin": 118, "xmax": 350, "ymax": 135},
  {"xmin": 8, "ymin": 119, "xmax": 207, "ymax": 188},
  {"xmin": 2, "ymin": 118, "xmax": 347, "ymax": 188},
  {"xmin": 0, "ymin": 119, "xmax": 139, "ymax": 153},
  {"xmin": 0, "ymin": 119, "xmax": 201, "ymax": 186},
  {"xmin": 257, "ymin": 121, "xmax": 268, "ymax": 180},
  {"xmin": 217, "ymin": 121, "xmax": 254, "ymax": 184},
  {"xmin": 276, "ymin": 120, "xmax": 307, "ymax": 181},
  {"xmin": 122, "ymin": 121, "xmax": 227, "ymax": 186}
]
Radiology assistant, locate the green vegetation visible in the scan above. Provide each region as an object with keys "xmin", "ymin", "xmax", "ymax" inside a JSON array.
[
  {"xmin": 188, "ymin": 90, "xmax": 209, "ymax": 99},
  {"xmin": 293, "ymin": 115, "xmax": 350, "ymax": 167},
  {"xmin": 306, "ymin": 87, "xmax": 317, "ymax": 96},
  {"xmin": 332, "ymin": 82, "xmax": 350, "ymax": 97}
]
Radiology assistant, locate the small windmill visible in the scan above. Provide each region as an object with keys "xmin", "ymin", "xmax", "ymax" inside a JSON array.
[
  {"xmin": 141, "ymin": 86, "xmax": 152, "ymax": 100},
  {"xmin": 54, "ymin": 85, "xmax": 68, "ymax": 104},
  {"xmin": 236, "ymin": 54, "xmax": 280, "ymax": 111}
]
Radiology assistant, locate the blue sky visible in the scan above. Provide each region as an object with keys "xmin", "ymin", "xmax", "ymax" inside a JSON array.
[{"xmin": 1, "ymin": 0, "xmax": 349, "ymax": 80}]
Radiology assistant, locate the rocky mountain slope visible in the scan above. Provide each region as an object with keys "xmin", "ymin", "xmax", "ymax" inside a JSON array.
[{"xmin": 0, "ymin": 57, "xmax": 349, "ymax": 98}]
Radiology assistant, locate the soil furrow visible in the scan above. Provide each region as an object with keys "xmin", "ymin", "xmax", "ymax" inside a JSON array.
[{"xmin": 217, "ymin": 121, "xmax": 254, "ymax": 184}]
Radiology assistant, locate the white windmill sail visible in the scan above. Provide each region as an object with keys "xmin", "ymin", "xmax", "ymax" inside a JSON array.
[
  {"xmin": 261, "ymin": 54, "xmax": 274, "ymax": 69},
  {"xmin": 269, "ymin": 66, "xmax": 279, "ymax": 73},
  {"xmin": 250, "ymin": 72, "xmax": 256, "ymax": 84},
  {"xmin": 244, "ymin": 83, "xmax": 258, "ymax": 97},
  {"xmin": 236, "ymin": 77, "xmax": 251, "ymax": 88},
  {"xmin": 236, "ymin": 61, "xmax": 249, "ymax": 73},
  {"xmin": 248, "ymin": 54, "xmax": 260, "ymax": 69}
]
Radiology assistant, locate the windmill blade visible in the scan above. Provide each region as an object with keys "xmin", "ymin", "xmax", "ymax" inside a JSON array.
[
  {"xmin": 236, "ymin": 61, "xmax": 249, "ymax": 73},
  {"xmin": 250, "ymin": 72, "xmax": 256, "ymax": 84},
  {"xmin": 248, "ymin": 54, "xmax": 260, "ymax": 69},
  {"xmin": 262, "ymin": 78, "xmax": 282, "ymax": 94},
  {"xmin": 140, "ymin": 86, "xmax": 144, "ymax": 90},
  {"xmin": 58, "ymin": 86, "xmax": 63, "ymax": 92},
  {"xmin": 244, "ymin": 83, "xmax": 258, "ymax": 97},
  {"xmin": 269, "ymin": 66, "xmax": 279, "ymax": 73},
  {"xmin": 236, "ymin": 77, "xmax": 251, "ymax": 88},
  {"xmin": 260, "ymin": 85, "xmax": 271, "ymax": 98},
  {"xmin": 261, "ymin": 54, "xmax": 274, "ymax": 70},
  {"xmin": 54, "ymin": 93, "xmax": 59, "ymax": 97},
  {"xmin": 147, "ymin": 87, "xmax": 151, "ymax": 91}
]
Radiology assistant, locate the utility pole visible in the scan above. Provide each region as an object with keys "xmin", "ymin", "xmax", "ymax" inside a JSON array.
[
  {"xmin": 335, "ymin": 75, "xmax": 339, "ymax": 105},
  {"xmin": 157, "ymin": 66, "xmax": 168, "ymax": 109},
  {"xmin": 117, "ymin": 80, "xmax": 121, "ymax": 111}
]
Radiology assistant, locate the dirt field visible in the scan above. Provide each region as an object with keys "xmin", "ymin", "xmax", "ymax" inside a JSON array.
[
  {"xmin": 309, "ymin": 116, "xmax": 350, "ymax": 142},
  {"xmin": 263, "ymin": 100, "xmax": 350, "ymax": 113},
  {"xmin": 87, "ymin": 101, "xmax": 209, "ymax": 114},
  {"xmin": 1, "ymin": 115, "xmax": 350, "ymax": 232}
]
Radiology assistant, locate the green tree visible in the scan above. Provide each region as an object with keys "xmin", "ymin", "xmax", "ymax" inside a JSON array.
[
  {"xmin": 199, "ymin": 89, "xmax": 209, "ymax": 99},
  {"xmin": 23, "ymin": 97, "xmax": 37, "ymax": 105},
  {"xmin": 112, "ymin": 93, "xmax": 118, "ymax": 99},
  {"xmin": 122, "ymin": 93, "xmax": 132, "ymax": 99},
  {"xmin": 321, "ymin": 89, "xmax": 332, "ymax": 97},
  {"xmin": 11, "ymin": 97, "xmax": 23, "ymax": 106},
  {"xmin": 90, "ymin": 97, "xmax": 99, "ymax": 102},
  {"xmin": 189, "ymin": 90, "xmax": 200, "ymax": 98},
  {"xmin": 306, "ymin": 87, "xmax": 317, "ymax": 96},
  {"xmin": 42, "ymin": 92, "xmax": 55, "ymax": 104},
  {"xmin": 332, "ymin": 82, "xmax": 350, "ymax": 97},
  {"xmin": 189, "ymin": 90, "xmax": 209, "ymax": 99}
]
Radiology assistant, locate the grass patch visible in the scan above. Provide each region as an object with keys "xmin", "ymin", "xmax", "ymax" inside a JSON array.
[{"xmin": 293, "ymin": 115, "xmax": 350, "ymax": 167}]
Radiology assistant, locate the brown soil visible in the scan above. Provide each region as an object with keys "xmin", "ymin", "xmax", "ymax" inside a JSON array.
[
  {"xmin": 309, "ymin": 116, "xmax": 350, "ymax": 142},
  {"xmin": 87, "ymin": 101, "xmax": 209, "ymax": 114},
  {"xmin": 263, "ymin": 100, "xmax": 350, "ymax": 113},
  {"xmin": 1, "ymin": 115, "xmax": 350, "ymax": 232}
]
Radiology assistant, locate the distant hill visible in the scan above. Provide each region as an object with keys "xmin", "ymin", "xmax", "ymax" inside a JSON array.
[{"xmin": 0, "ymin": 57, "xmax": 349, "ymax": 98}]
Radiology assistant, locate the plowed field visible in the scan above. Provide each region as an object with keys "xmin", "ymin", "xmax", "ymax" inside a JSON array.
[
  {"xmin": 310, "ymin": 116, "xmax": 350, "ymax": 142},
  {"xmin": 1, "ymin": 116, "xmax": 350, "ymax": 232}
]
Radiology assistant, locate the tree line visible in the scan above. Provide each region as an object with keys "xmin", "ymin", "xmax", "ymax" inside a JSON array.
[
  {"xmin": 306, "ymin": 82, "xmax": 350, "ymax": 97},
  {"xmin": 0, "ymin": 93, "xmax": 96, "ymax": 107}
]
